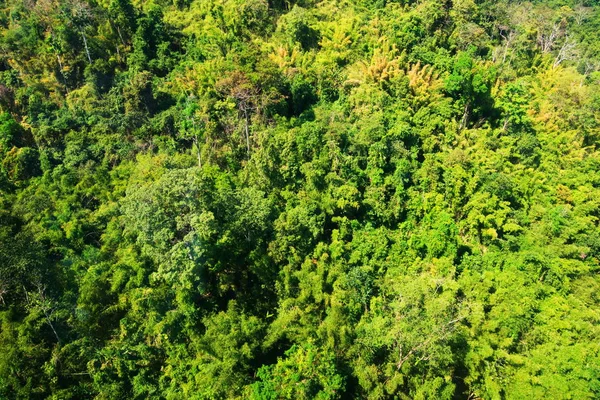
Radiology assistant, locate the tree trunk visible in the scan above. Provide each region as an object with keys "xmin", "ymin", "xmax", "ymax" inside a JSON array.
[
  {"xmin": 459, "ymin": 102, "xmax": 470, "ymax": 130},
  {"xmin": 193, "ymin": 135, "xmax": 202, "ymax": 168},
  {"xmin": 116, "ymin": 24, "xmax": 126, "ymax": 46},
  {"xmin": 244, "ymin": 107, "xmax": 250, "ymax": 157},
  {"xmin": 56, "ymin": 54, "xmax": 70, "ymax": 93},
  {"xmin": 81, "ymin": 30, "xmax": 92, "ymax": 64}
]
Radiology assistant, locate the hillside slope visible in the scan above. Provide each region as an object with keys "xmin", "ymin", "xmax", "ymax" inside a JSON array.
[{"xmin": 1, "ymin": 0, "xmax": 600, "ymax": 398}]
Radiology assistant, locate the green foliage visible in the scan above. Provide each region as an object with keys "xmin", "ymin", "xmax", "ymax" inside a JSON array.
[
  {"xmin": 1, "ymin": 0, "xmax": 600, "ymax": 398},
  {"xmin": 252, "ymin": 344, "xmax": 344, "ymax": 399}
]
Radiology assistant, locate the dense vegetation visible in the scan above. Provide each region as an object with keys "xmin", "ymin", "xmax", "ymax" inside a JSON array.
[{"xmin": 1, "ymin": 0, "xmax": 600, "ymax": 398}]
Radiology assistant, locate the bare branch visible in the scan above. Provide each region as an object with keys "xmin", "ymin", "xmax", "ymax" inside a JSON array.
[{"xmin": 553, "ymin": 36, "xmax": 577, "ymax": 68}]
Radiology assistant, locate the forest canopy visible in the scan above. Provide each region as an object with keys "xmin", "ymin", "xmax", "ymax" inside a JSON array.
[{"xmin": 1, "ymin": 0, "xmax": 600, "ymax": 398}]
